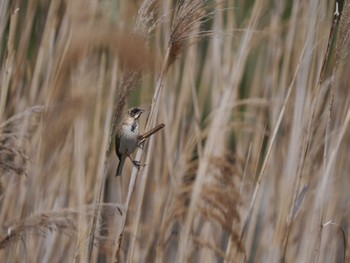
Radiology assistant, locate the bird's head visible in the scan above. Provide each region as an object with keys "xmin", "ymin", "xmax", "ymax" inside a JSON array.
[{"xmin": 127, "ymin": 107, "xmax": 145, "ymax": 120}]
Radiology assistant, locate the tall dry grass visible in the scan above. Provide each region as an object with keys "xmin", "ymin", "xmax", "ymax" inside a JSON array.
[{"xmin": 0, "ymin": 0, "xmax": 349, "ymax": 262}]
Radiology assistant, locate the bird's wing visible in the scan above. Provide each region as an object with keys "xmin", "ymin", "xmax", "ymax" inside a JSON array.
[{"xmin": 115, "ymin": 127, "xmax": 122, "ymax": 159}]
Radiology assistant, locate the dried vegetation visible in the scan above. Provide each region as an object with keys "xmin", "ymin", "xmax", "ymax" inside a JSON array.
[{"xmin": 0, "ymin": 0, "xmax": 349, "ymax": 262}]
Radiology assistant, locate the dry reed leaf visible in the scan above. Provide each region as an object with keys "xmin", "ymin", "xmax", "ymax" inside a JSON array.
[
  {"xmin": 46, "ymin": 0, "xmax": 156, "ymax": 117},
  {"xmin": 161, "ymin": 152, "xmax": 244, "ymax": 259},
  {"xmin": 336, "ymin": 1, "xmax": 350, "ymax": 61},
  {"xmin": 67, "ymin": 25, "xmax": 153, "ymax": 72},
  {"xmin": 109, "ymin": 0, "xmax": 159, "ymax": 130},
  {"xmin": 0, "ymin": 203, "xmax": 123, "ymax": 250},
  {"xmin": 2, "ymin": 0, "xmax": 349, "ymax": 262},
  {"xmin": 0, "ymin": 106, "xmax": 44, "ymax": 179},
  {"xmin": 192, "ymin": 235, "xmax": 230, "ymax": 261},
  {"xmin": 41, "ymin": 97, "xmax": 85, "ymax": 164},
  {"xmin": 88, "ymin": 1, "xmax": 160, "ymax": 260}
]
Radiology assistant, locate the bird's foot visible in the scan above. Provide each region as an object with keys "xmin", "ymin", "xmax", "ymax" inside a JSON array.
[
  {"xmin": 132, "ymin": 160, "xmax": 146, "ymax": 170},
  {"xmin": 138, "ymin": 138, "xmax": 146, "ymax": 149}
]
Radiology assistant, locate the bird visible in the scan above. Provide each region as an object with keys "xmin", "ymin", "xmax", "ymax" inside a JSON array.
[{"xmin": 115, "ymin": 107, "xmax": 145, "ymax": 176}]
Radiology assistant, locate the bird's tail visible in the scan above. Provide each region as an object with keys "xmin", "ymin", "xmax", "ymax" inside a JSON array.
[{"xmin": 116, "ymin": 156, "xmax": 125, "ymax": 177}]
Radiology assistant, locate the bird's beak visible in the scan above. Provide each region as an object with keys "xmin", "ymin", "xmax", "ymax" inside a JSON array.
[{"xmin": 134, "ymin": 109, "xmax": 145, "ymax": 119}]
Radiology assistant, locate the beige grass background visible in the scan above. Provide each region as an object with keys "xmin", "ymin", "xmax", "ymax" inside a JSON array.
[{"xmin": 0, "ymin": 0, "xmax": 349, "ymax": 262}]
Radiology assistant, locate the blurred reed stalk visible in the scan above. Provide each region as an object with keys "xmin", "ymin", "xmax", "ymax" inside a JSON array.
[
  {"xmin": 113, "ymin": 1, "xmax": 213, "ymax": 261},
  {"xmin": 0, "ymin": 0, "xmax": 349, "ymax": 262}
]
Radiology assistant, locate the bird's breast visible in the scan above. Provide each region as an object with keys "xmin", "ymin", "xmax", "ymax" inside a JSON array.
[{"xmin": 119, "ymin": 123, "xmax": 139, "ymax": 154}]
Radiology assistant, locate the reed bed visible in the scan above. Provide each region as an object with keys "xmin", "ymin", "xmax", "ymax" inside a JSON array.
[{"xmin": 0, "ymin": 0, "xmax": 349, "ymax": 262}]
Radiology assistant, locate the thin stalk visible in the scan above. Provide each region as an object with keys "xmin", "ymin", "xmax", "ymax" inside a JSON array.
[
  {"xmin": 87, "ymin": 60, "xmax": 118, "ymax": 263},
  {"xmin": 112, "ymin": 49, "xmax": 171, "ymax": 263}
]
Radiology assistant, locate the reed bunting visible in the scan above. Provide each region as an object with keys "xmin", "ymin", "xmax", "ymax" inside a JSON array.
[{"xmin": 115, "ymin": 107, "xmax": 145, "ymax": 176}]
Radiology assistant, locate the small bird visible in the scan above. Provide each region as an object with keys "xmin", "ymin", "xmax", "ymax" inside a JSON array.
[{"xmin": 115, "ymin": 107, "xmax": 145, "ymax": 176}]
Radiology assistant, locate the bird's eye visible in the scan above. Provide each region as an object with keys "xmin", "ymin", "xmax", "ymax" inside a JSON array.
[{"xmin": 132, "ymin": 108, "xmax": 139, "ymax": 115}]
